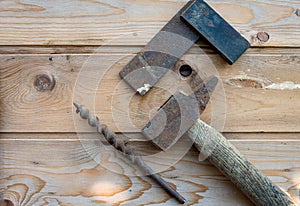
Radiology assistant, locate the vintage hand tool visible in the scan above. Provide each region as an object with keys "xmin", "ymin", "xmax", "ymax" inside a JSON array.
[
  {"xmin": 119, "ymin": 0, "xmax": 250, "ymax": 96},
  {"xmin": 73, "ymin": 103, "xmax": 187, "ymax": 204},
  {"xmin": 118, "ymin": 0, "xmax": 296, "ymax": 205},
  {"xmin": 141, "ymin": 66, "xmax": 295, "ymax": 205}
]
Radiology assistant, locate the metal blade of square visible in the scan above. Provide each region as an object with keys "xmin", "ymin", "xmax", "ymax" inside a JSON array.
[{"xmin": 119, "ymin": 0, "xmax": 249, "ymax": 96}]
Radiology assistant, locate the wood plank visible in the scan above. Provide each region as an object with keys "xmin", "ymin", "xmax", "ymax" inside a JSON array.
[
  {"xmin": 2, "ymin": 132, "xmax": 300, "ymax": 141},
  {"xmin": 0, "ymin": 0, "xmax": 299, "ymax": 47},
  {"xmin": 0, "ymin": 138, "xmax": 299, "ymax": 205},
  {"xmin": 1, "ymin": 49, "xmax": 300, "ymax": 133}
]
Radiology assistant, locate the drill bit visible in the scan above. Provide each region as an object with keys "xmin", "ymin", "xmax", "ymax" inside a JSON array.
[{"xmin": 73, "ymin": 103, "xmax": 187, "ymax": 204}]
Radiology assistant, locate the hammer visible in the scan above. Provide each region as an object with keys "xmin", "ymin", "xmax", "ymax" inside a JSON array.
[
  {"xmin": 141, "ymin": 65, "xmax": 295, "ymax": 205},
  {"xmin": 119, "ymin": 0, "xmax": 296, "ymax": 205}
]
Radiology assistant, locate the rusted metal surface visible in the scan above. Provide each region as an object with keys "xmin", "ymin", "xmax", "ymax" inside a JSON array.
[
  {"xmin": 120, "ymin": 0, "xmax": 249, "ymax": 96},
  {"xmin": 142, "ymin": 76, "xmax": 218, "ymax": 151},
  {"xmin": 119, "ymin": 0, "xmax": 199, "ymax": 96},
  {"xmin": 181, "ymin": 0, "xmax": 250, "ymax": 64},
  {"xmin": 73, "ymin": 103, "xmax": 187, "ymax": 204}
]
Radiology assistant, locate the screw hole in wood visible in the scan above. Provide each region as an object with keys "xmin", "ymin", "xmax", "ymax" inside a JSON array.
[
  {"xmin": 179, "ymin": 64, "xmax": 193, "ymax": 77},
  {"xmin": 257, "ymin": 32, "xmax": 270, "ymax": 42}
]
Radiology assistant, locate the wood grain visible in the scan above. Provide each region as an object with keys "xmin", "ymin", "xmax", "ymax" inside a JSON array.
[
  {"xmin": 1, "ymin": 1, "xmax": 300, "ymax": 205},
  {"xmin": 2, "ymin": 132, "xmax": 300, "ymax": 141},
  {"xmin": 0, "ymin": 0, "xmax": 299, "ymax": 46},
  {"xmin": 1, "ymin": 46, "xmax": 300, "ymax": 55},
  {"xmin": 1, "ymin": 49, "xmax": 300, "ymax": 133},
  {"xmin": 0, "ymin": 134, "xmax": 299, "ymax": 205},
  {"xmin": 188, "ymin": 119, "xmax": 296, "ymax": 205}
]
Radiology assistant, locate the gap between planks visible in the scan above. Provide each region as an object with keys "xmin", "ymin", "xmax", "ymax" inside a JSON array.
[{"xmin": 1, "ymin": 46, "xmax": 300, "ymax": 55}]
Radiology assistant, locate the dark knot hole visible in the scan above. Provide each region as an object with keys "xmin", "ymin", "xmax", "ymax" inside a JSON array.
[{"xmin": 0, "ymin": 199, "xmax": 14, "ymax": 206}]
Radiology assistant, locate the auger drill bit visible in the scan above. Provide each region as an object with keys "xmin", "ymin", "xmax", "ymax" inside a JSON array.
[{"xmin": 73, "ymin": 103, "xmax": 186, "ymax": 204}]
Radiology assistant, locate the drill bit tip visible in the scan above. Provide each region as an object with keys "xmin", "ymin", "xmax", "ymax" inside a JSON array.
[{"xmin": 73, "ymin": 103, "xmax": 187, "ymax": 204}]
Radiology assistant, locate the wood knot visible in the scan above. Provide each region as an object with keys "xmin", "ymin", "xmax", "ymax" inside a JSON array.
[
  {"xmin": 0, "ymin": 199, "xmax": 15, "ymax": 206},
  {"xmin": 34, "ymin": 74, "xmax": 55, "ymax": 92},
  {"xmin": 226, "ymin": 77, "xmax": 264, "ymax": 89},
  {"xmin": 296, "ymin": 9, "xmax": 300, "ymax": 17},
  {"xmin": 257, "ymin": 32, "xmax": 270, "ymax": 42}
]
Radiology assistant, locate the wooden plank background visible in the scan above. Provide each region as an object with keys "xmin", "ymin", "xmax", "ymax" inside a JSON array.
[{"xmin": 1, "ymin": 0, "xmax": 300, "ymax": 205}]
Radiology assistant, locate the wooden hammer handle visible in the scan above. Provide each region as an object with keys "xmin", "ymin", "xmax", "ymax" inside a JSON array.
[{"xmin": 186, "ymin": 119, "xmax": 296, "ymax": 206}]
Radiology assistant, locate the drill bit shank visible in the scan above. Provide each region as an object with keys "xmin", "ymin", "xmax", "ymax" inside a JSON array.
[{"xmin": 73, "ymin": 103, "xmax": 186, "ymax": 204}]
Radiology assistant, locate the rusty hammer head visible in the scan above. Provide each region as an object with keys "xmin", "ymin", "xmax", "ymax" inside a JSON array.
[{"xmin": 141, "ymin": 64, "xmax": 218, "ymax": 151}]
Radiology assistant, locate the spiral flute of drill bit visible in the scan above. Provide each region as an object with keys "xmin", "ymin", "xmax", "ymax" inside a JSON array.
[{"xmin": 73, "ymin": 103, "xmax": 186, "ymax": 204}]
